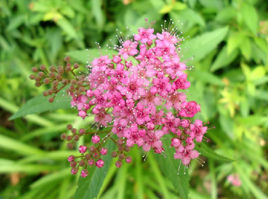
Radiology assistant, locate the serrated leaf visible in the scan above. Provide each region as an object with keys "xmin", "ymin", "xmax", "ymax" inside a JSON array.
[
  {"xmin": 155, "ymin": 135, "xmax": 189, "ymax": 199},
  {"xmin": 181, "ymin": 27, "xmax": 229, "ymax": 63},
  {"xmin": 66, "ymin": 49, "xmax": 117, "ymax": 64},
  {"xmin": 74, "ymin": 140, "xmax": 115, "ymax": 199},
  {"xmin": 10, "ymin": 88, "xmax": 71, "ymax": 120},
  {"xmin": 196, "ymin": 143, "xmax": 233, "ymax": 162},
  {"xmin": 211, "ymin": 46, "xmax": 238, "ymax": 72}
]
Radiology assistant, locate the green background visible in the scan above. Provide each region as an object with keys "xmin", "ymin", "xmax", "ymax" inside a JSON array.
[{"xmin": 0, "ymin": 0, "xmax": 267, "ymax": 199}]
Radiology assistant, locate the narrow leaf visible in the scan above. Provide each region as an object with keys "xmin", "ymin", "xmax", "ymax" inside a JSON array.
[{"xmin": 0, "ymin": 134, "xmax": 44, "ymax": 155}]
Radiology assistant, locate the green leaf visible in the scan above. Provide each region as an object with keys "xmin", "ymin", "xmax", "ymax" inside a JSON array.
[
  {"xmin": 0, "ymin": 159, "xmax": 59, "ymax": 174},
  {"xmin": 155, "ymin": 135, "xmax": 189, "ymax": 199},
  {"xmin": 66, "ymin": 49, "xmax": 117, "ymax": 64},
  {"xmin": 215, "ymin": 6, "xmax": 236, "ymax": 23},
  {"xmin": 236, "ymin": 164, "xmax": 267, "ymax": 199},
  {"xmin": 10, "ymin": 88, "xmax": 71, "ymax": 120},
  {"xmin": 195, "ymin": 143, "xmax": 233, "ymax": 162},
  {"xmin": 240, "ymin": 37, "xmax": 252, "ymax": 60},
  {"xmin": 92, "ymin": 0, "xmax": 104, "ymax": 30},
  {"xmin": 181, "ymin": 27, "xmax": 229, "ymax": 62},
  {"xmin": 241, "ymin": 3, "xmax": 258, "ymax": 35},
  {"xmin": 227, "ymin": 32, "xmax": 246, "ymax": 54},
  {"xmin": 171, "ymin": 9, "xmax": 205, "ymax": 32},
  {"xmin": 56, "ymin": 17, "xmax": 78, "ymax": 39},
  {"xmin": 191, "ymin": 70, "xmax": 224, "ymax": 86},
  {"xmin": 0, "ymin": 134, "xmax": 44, "ymax": 155},
  {"xmin": 30, "ymin": 168, "xmax": 71, "ymax": 188},
  {"xmin": 236, "ymin": 116, "xmax": 268, "ymax": 127},
  {"xmin": 254, "ymin": 90, "xmax": 268, "ymax": 101},
  {"xmin": 211, "ymin": 46, "xmax": 238, "ymax": 72},
  {"xmin": 199, "ymin": 0, "xmax": 223, "ymax": 10},
  {"xmin": 74, "ymin": 140, "xmax": 115, "ymax": 199}
]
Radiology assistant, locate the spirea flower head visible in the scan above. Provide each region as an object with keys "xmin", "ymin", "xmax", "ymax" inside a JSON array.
[{"xmin": 30, "ymin": 26, "xmax": 208, "ymax": 177}]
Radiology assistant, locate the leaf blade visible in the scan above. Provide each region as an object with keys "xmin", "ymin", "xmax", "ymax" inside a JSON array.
[
  {"xmin": 155, "ymin": 135, "xmax": 189, "ymax": 199},
  {"xmin": 74, "ymin": 140, "xmax": 115, "ymax": 199},
  {"xmin": 10, "ymin": 88, "xmax": 71, "ymax": 120},
  {"xmin": 181, "ymin": 27, "xmax": 229, "ymax": 63}
]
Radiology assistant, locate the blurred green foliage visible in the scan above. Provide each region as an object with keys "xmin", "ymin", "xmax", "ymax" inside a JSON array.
[{"xmin": 0, "ymin": 0, "xmax": 268, "ymax": 199}]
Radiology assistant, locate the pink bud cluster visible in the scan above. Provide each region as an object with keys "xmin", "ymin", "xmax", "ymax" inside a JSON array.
[
  {"xmin": 67, "ymin": 134, "xmax": 109, "ymax": 177},
  {"xmin": 69, "ymin": 27, "xmax": 208, "ymax": 176}
]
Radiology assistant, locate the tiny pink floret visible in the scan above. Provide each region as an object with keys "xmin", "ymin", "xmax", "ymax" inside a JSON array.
[
  {"xmin": 79, "ymin": 145, "xmax": 87, "ymax": 154},
  {"xmin": 92, "ymin": 135, "xmax": 100, "ymax": 144},
  {"xmin": 96, "ymin": 159, "xmax": 104, "ymax": 168}
]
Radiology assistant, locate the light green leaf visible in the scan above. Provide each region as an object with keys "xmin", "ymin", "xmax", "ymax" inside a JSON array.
[
  {"xmin": 10, "ymin": 88, "xmax": 71, "ymax": 120},
  {"xmin": 92, "ymin": 0, "xmax": 104, "ymax": 30},
  {"xmin": 215, "ymin": 7, "xmax": 236, "ymax": 23},
  {"xmin": 236, "ymin": 116, "xmax": 268, "ymax": 127},
  {"xmin": 254, "ymin": 90, "xmax": 268, "ymax": 101},
  {"xmin": 30, "ymin": 169, "xmax": 71, "ymax": 188},
  {"xmin": 160, "ymin": 5, "xmax": 173, "ymax": 14},
  {"xmin": 211, "ymin": 46, "xmax": 238, "ymax": 72},
  {"xmin": 240, "ymin": 37, "xmax": 252, "ymax": 60},
  {"xmin": 155, "ymin": 135, "xmax": 189, "ymax": 199},
  {"xmin": 74, "ymin": 140, "xmax": 115, "ymax": 199},
  {"xmin": 56, "ymin": 17, "xmax": 78, "ymax": 39},
  {"xmin": 241, "ymin": 3, "xmax": 258, "ymax": 35},
  {"xmin": 66, "ymin": 49, "xmax": 117, "ymax": 64},
  {"xmin": 250, "ymin": 66, "xmax": 265, "ymax": 81},
  {"xmin": 0, "ymin": 159, "xmax": 59, "ymax": 174},
  {"xmin": 227, "ymin": 32, "xmax": 246, "ymax": 54},
  {"xmin": 199, "ymin": 0, "xmax": 223, "ymax": 10},
  {"xmin": 171, "ymin": 9, "xmax": 205, "ymax": 32},
  {"xmin": 181, "ymin": 27, "xmax": 229, "ymax": 62}
]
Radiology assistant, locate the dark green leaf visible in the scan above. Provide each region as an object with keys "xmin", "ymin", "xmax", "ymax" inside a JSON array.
[
  {"xmin": 10, "ymin": 88, "xmax": 71, "ymax": 120},
  {"xmin": 196, "ymin": 143, "xmax": 233, "ymax": 162},
  {"xmin": 74, "ymin": 140, "xmax": 115, "ymax": 199},
  {"xmin": 155, "ymin": 135, "xmax": 189, "ymax": 199}
]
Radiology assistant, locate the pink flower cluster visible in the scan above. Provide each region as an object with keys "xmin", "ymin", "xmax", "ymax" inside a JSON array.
[{"xmin": 69, "ymin": 27, "xmax": 207, "ymax": 176}]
